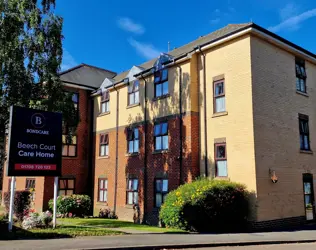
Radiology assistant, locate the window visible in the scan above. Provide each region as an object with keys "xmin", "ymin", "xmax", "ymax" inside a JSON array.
[
  {"xmin": 126, "ymin": 179, "xmax": 138, "ymax": 205},
  {"xmin": 127, "ymin": 127, "xmax": 139, "ymax": 153},
  {"xmin": 154, "ymin": 69, "xmax": 168, "ymax": 97},
  {"xmin": 58, "ymin": 179, "xmax": 75, "ymax": 196},
  {"xmin": 128, "ymin": 80, "xmax": 140, "ymax": 105},
  {"xmin": 98, "ymin": 178, "xmax": 108, "ymax": 202},
  {"xmin": 62, "ymin": 128, "xmax": 77, "ymax": 157},
  {"xmin": 155, "ymin": 179, "xmax": 168, "ymax": 207},
  {"xmin": 72, "ymin": 93, "xmax": 79, "ymax": 111},
  {"xmin": 215, "ymin": 143, "xmax": 227, "ymax": 177},
  {"xmin": 296, "ymin": 59, "xmax": 307, "ymax": 93},
  {"xmin": 154, "ymin": 122, "xmax": 168, "ymax": 150},
  {"xmin": 299, "ymin": 115, "xmax": 310, "ymax": 151},
  {"xmin": 99, "ymin": 134, "xmax": 109, "ymax": 156},
  {"xmin": 25, "ymin": 179, "xmax": 35, "ymax": 190},
  {"xmin": 214, "ymin": 80, "xmax": 226, "ymax": 113},
  {"xmin": 101, "ymin": 91, "xmax": 110, "ymax": 113}
]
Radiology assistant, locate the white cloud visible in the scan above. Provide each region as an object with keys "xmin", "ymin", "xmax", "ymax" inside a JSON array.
[
  {"xmin": 280, "ymin": 3, "xmax": 299, "ymax": 20},
  {"xmin": 128, "ymin": 38, "xmax": 160, "ymax": 60},
  {"xmin": 117, "ymin": 17, "xmax": 145, "ymax": 35},
  {"xmin": 61, "ymin": 49, "xmax": 78, "ymax": 71},
  {"xmin": 269, "ymin": 8, "xmax": 316, "ymax": 32},
  {"xmin": 210, "ymin": 18, "xmax": 220, "ymax": 25}
]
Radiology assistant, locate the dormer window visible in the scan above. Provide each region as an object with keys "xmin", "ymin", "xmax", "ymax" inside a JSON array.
[
  {"xmin": 154, "ymin": 69, "xmax": 168, "ymax": 97},
  {"xmin": 128, "ymin": 80, "xmax": 140, "ymax": 105},
  {"xmin": 101, "ymin": 91, "xmax": 110, "ymax": 113}
]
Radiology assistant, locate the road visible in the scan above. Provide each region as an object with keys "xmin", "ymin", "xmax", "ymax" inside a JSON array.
[{"xmin": 185, "ymin": 243, "xmax": 316, "ymax": 250}]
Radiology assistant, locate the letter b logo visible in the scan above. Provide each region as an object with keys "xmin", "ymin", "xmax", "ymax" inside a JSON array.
[{"xmin": 31, "ymin": 113, "xmax": 45, "ymax": 128}]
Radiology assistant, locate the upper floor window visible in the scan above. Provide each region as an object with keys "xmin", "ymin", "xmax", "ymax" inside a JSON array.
[
  {"xmin": 296, "ymin": 59, "xmax": 307, "ymax": 93},
  {"xmin": 128, "ymin": 81, "xmax": 140, "ymax": 105},
  {"xmin": 126, "ymin": 179, "xmax": 138, "ymax": 205},
  {"xmin": 214, "ymin": 80, "xmax": 226, "ymax": 113},
  {"xmin": 127, "ymin": 127, "xmax": 139, "ymax": 154},
  {"xmin": 155, "ymin": 179, "xmax": 168, "ymax": 207},
  {"xmin": 62, "ymin": 126, "xmax": 77, "ymax": 157},
  {"xmin": 154, "ymin": 69, "xmax": 168, "ymax": 97},
  {"xmin": 100, "ymin": 133, "xmax": 109, "ymax": 156},
  {"xmin": 72, "ymin": 93, "xmax": 79, "ymax": 111},
  {"xmin": 299, "ymin": 114, "xmax": 310, "ymax": 151},
  {"xmin": 101, "ymin": 91, "xmax": 110, "ymax": 113},
  {"xmin": 154, "ymin": 122, "xmax": 168, "ymax": 151},
  {"xmin": 215, "ymin": 143, "xmax": 227, "ymax": 177}
]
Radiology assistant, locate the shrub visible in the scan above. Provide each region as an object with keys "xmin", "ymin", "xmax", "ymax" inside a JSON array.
[
  {"xmin": 159, "ymin": 179, "xmax": 250, "ymax": 232},
  {"xmin": 99, "ymin": 207, "xmax": 118, "ymax": 219},
  {"xmin": 4, "ymin": 191, "xmax": 31, "ymax": 221},
  {"xmin": 21, "ymin": 210, "xmax": 52, "ymax": 229},
  {"xmin": 48, "ymin": 194, "xmax": 91, "ymax": 217}
]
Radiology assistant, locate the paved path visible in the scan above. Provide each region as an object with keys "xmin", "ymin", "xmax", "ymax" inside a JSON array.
[
  {"xmin": 1, "ymin": 230, "xmax": 316, "ymax": 250},
  {"xmin": 186, "ymin": 243, "xmax": 316, "ymax": 250}
]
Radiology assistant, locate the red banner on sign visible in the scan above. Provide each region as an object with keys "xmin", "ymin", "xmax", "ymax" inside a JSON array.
[{"xmin": 15, "ymin": 164, "xmax": 57, "ymax": 171}]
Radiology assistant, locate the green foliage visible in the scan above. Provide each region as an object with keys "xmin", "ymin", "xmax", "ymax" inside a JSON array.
[
  {"xmin": 0, "ymin": 0, "xmax": 79, "ymax": 172},
  {"xmin": 159, "ymin": 179, "xmax": 250, "ymax": 232},
  {"xmin": 4, "ymin": 191, "xmax": 31, "ymax": 221},
  {"xmin": 48, "ymin": 195, "xmax": 91, "ymax": 217}
]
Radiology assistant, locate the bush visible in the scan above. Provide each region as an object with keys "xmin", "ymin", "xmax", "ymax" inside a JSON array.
[
  {"xmin": 21, "ymin": 210, "xmax": 52, "ymax": 229},
  {"xmin": 99, "ymin": 207, "xmax": 118, "ymax": 219},
  {"xmin": 4, "ymin": 191, "xmax": 31, "ymax": 221},
  {"xmin": 159, "ymin": 179, "xmax": 250, "ymax": 232},
  {"xmin": 48, "ymin": 194, "xmax": 91, "ymax": 217}
]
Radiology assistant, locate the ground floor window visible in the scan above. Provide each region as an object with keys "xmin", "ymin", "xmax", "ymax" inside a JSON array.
[
  {"xmin": 98, "ymin": 178, "xmax": 108, "ymax": 202},
  {"xmin": 58, "ymin": 178, "xmax": 75, "ymax": 196},
  {"xmin": 126, "ymin": 179, "xmax": 138, "ymax": 205},
  {"xmin": 155, "ymin": 179, "xmax": 168, "ymax": 208}
]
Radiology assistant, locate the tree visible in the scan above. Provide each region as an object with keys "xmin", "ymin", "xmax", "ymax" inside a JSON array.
[{"xmin": 0, "ymin": 0, "xmax": 78, "ymax": 186}]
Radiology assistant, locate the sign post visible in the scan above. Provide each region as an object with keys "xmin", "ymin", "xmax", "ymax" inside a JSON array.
[
  {"xmin": 6, "ymin": 106, "xmax": 62, "ymax": 231},
  {"xmin": 53, "ymin": 176, "xmax": 58, "ymax": 228}
]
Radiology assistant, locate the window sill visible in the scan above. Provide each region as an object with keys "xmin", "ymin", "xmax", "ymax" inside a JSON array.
[
  {"xmin": 153, "ymin": 94, "xmax": 170, "ymax": 101},
  {"xmin": 62, "ymin": 156, "xmax": 78, "ymax": 159},
  {"xmin": 98, "ymin": 156, "xmax": 110, "ymax": 159},
  {"xmin": 212, "ymin": 111, "xmax": 228, "ymax": 118},
  {"xmin": 125, "ymin": 153, "xmax": 139, "ymax": 157},
  {"xmin": 215, "ymin": 176, "xmax": 229, "ymax": 180},
  {"xmin": 300, "ymin": 150, "xmax": 313, "ymax": 154},
  {"xmin": 96, "ymin": 201, "xmax": 108, "ymax": 205},
  {"xmin": 98, "ymin": 111, "xmax": 110, "ymax": 117},
  {"xmin": 296, "ymin": 91, "xmax": 309, "ymax": 97},
  {"xmin": 125, "ymin": 204, "xmax": 136, "ymax": 209},
  {"xmin": 127, "ymin": 103, "xmax": 140, "ymax": 109},
  {"xmin": 153, "ymin": 150, "xmax": 169, "ymax": 155}
]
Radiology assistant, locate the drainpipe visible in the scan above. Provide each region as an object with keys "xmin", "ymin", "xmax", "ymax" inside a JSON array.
[
  {"xmin": 177, "ymin": 65, "xmax": 183, "ymax": 185},
  {"xmin": 113, "ymin": 84, "xmax": 119, "ymax": 213},
  {"xmin": 140, "ymin": 73, "xmax": 148, "ymax": 223},
  {"xmin": 198, "ymin": 46, "xmax": 208, "ymax": 177}
]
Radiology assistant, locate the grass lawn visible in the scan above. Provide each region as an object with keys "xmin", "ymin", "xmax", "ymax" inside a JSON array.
[
  {"xmin": 0, "ymin": 224, "xmax": 124, "ymax": 240},
  {"xmin": 59, "ymin": 218, "xmax": 186, "ymax": 233}
]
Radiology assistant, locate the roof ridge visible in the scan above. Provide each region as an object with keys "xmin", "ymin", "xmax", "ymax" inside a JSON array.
[{"xmin": 59, "ymin": 63, "xmax": 117, "ymax": 77}]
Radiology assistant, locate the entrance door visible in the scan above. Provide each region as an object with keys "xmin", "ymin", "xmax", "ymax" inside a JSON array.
[{"xmin": 303, "ymin": 174, "xmax": 315, "ymax": 221}]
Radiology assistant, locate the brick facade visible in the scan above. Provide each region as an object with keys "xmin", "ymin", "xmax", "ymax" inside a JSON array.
[{"xmin": 93, "ymin": 113, "xmax": 200, "ymax": 223}]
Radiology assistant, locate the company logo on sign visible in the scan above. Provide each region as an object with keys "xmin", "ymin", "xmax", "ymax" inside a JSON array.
[{"xmin": 31, "ymin": 113, "xmax": 45, "ymax": 128}]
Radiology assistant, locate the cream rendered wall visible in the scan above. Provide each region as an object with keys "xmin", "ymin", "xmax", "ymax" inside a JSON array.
[
  {"xmin": 251, "ymin": 35, "xmax": 316, "ymax": 221},
  {"xmin": 199, "ymin": 35, "xmax": 257, "ymax": 193}
]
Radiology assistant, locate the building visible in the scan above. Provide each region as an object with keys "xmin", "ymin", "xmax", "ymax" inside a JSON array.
[
  {"xmin": 1, "ymin": 64, "xmax": 116, "ymax": 212},
  {"xmin": 2, "ymin": 22, "xmax": 316, "ymax": 228}
]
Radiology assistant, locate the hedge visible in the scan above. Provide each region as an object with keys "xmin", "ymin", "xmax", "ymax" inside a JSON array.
[
  {"xmin": 48, "ymin": 194, "xmax": 91, "ymax": 217},
  {"xmin": 159, "ymin": 179, "xmax": 250, "ymax": 232},
  {"xmin": 4, "ymin": 191, "xmax": 31, "ymax": 221}
]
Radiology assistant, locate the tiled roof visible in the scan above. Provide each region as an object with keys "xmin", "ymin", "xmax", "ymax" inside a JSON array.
[{"xmin": 112, "ymin": 23, "xmax": 252, "ymax": 83}]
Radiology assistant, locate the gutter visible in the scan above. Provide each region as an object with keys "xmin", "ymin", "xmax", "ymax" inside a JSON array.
[
  {"xmin": 198, "ymin": 46, "xmax": 209, "ymax": 177},
  {"xmin": 113, "ymin": 84, "xmax": 120, "ymax": 214},
  {"xmin": 140, "ymin": 73, "xmax": 148, "ymax": 223}
]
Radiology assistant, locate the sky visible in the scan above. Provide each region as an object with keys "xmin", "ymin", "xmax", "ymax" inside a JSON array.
[{"xmin": 56, "ymin": 0, "xmax": 316, "ymax": 74}]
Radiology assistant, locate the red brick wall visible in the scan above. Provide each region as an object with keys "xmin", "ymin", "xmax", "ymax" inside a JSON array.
[{"xmin": 93, "ymin": 112, "xmax": 200, "ymax": 224}]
